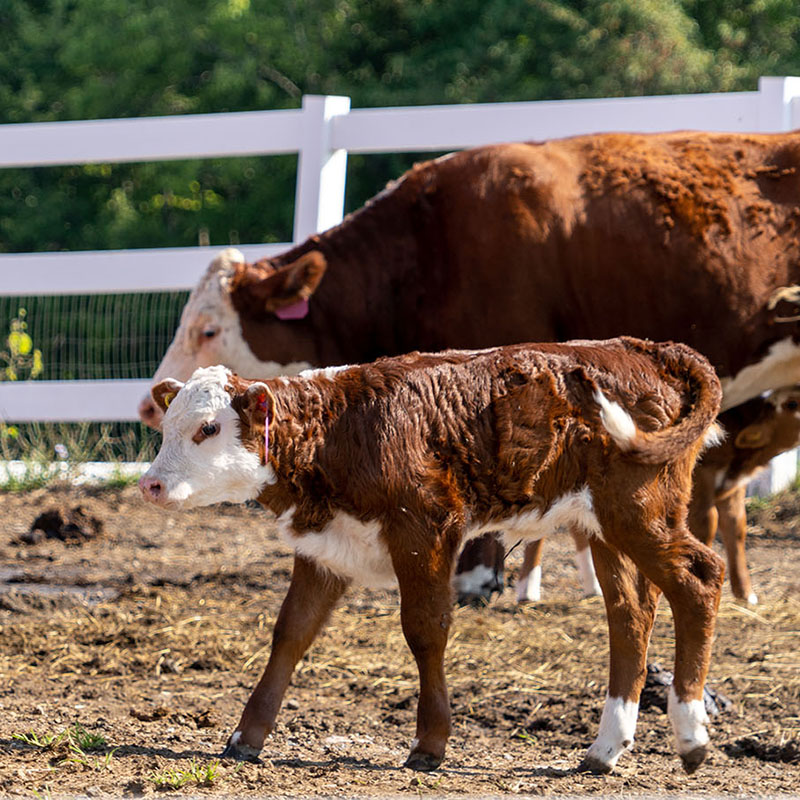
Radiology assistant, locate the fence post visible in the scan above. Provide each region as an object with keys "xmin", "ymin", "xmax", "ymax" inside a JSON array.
[
  {"xmin": 757, "ymin": 76, "xmax": 800, "ymax": 131},
  {"xmin": 293, "ymin": 95, "xmax": 352, "ymax": 243}
]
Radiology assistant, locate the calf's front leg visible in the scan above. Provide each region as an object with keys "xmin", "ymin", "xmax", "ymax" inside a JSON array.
[
  {"xmin": 391, "ymin": 529, "xmax": 458, "ymax": 771},
  {"xmin": 223, "ymin": 554, "xmax": 348, "ymax": 760}
]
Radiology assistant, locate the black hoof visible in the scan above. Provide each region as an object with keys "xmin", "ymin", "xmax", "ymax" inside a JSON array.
[
  {"xmin": 404, "ymin": 750, "xmax": 443, "ymax": 772},
  {"xmin": 680, "ymin": 745, "xmax": 707, "ymax": 774},
  {"xmin": 221, "ymin": 737, "xmax": 262, "ymax": 762},
  {"xmin": 577, "ymin": 755, "xmax": 613, "ymax": 774}
]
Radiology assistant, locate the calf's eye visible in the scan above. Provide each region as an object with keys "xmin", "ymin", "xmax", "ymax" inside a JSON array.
[
  {"xmin": 786, "ymin": 400, "xmax": 799, "ymax": 411},
  {"xmin": 192, "ymin": 421, "xmax": 221, "ymax": 443},
  {"xmin": 202, "ymin": 329, "xmax": 217, "ymax": 339}
]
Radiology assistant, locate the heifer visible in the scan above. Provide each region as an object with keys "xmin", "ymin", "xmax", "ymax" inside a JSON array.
[
  {"xmin": 689, "ymin": 385, "xmax": 800, "ymax": 605},
  {"xmin": 141, "ymin": 131, "xmax": 800, "ymax": 426},
  {"xmin": 139, "ymin": 131, "xmax": 800, "ymax": 601},
  {"xmin": 139, "ymin": 336, "xmax": 725, "ymax": 775}
]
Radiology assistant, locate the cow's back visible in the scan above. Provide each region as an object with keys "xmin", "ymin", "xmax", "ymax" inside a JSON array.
[{"xmin": 410, "ymin": 133, "xmax": 800, "ymax": 378}]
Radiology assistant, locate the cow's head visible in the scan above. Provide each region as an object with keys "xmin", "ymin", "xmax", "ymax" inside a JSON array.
[
  {"xmin": 139, "ymin": 365, "xmax": 276, "ymax": 509},
  {"xmin": 138, "ymin": 247, "xmax": 327, "ymax": 428}
]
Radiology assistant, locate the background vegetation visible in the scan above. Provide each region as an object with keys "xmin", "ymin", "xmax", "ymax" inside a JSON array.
[
  {"xmin": 2, "ymin": 0, "xmax": 800, "ymax": 465},
  {"xmin": 3, "ymin": 0, "xmax": 800, "ymax": 254}
]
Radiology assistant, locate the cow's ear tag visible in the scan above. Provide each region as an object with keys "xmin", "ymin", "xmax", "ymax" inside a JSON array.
[{"xmin": 163, "ymin": 393, "xmax": 175, "ymax": 408}]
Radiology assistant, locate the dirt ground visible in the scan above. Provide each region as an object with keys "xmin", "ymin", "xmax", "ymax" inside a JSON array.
[{"xmin": 0, "ymin": 484, "xmax": 797, "ymax": 798}]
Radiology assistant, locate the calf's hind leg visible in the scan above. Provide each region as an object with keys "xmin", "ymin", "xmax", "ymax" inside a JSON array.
[
  {"xmin": 223, "ymin": 554, "xmax": 348, "ymax": 760},
  {"xmin": 608, "ymin": 519, "xmax": 724, "ymax": 773},
  {"xmin": 581, "ymin": 540, "xmax": 661, "ymax": 773}
]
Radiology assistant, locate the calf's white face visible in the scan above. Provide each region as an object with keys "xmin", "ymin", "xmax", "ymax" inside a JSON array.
[{"xmin": 139, "ymin": 365, "xmax": 273, "ymax": 510}]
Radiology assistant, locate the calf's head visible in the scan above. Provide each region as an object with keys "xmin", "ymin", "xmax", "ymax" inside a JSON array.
[
  {"xmin": 138, "ymin": 247, "xmax": 327, "ymax": 428},
  {"xmin": 139, "ymin": 365, "xmax": 275, "ymax": 509}
]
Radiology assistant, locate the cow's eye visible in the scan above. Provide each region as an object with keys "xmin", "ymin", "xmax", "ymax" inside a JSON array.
[
  {"xmin": 202, "ymin": 328, "xmax": 217, "ymax": 339},
  {"xmin": 198, "ymin": 422, "xmax": 220, "ymax": 440},
  {"xmin": 786, "ymin": 399, "xmax": 799, "ymax": 411}
]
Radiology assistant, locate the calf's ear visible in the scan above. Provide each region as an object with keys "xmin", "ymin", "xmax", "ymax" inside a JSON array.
[
  {"xmin": 245, "ymin": 251, "xmax": 327, "ymax": 314},
  {"xmin": 734, "ymin": 422, "xmax": 771, "ymax": 449},
  {"xmin": 152, "ymin": 379, "xmax": 185, "ymax": 413},
  {"xmin": 242, "ymin": 382, "xmax": 276, "ymax": 427}
]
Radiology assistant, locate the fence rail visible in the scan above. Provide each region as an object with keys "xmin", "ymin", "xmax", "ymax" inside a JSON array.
[{"xmin": 2, "ymin": 77, "xmax": 800, "ymax": 423}]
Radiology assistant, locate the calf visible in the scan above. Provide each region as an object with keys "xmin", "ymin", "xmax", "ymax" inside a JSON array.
[
  {"xmin": 139, "ymin": 336, "xmax": 724, "ymax": 775},
  {"xmin": 689, "ymin": 386, "xmax": 800, "ymax": 605}
]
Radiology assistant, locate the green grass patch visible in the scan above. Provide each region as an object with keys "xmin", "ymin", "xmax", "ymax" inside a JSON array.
[{"xmin": 149, "ymin": 759, "xmax": 222, "ymax": 790}]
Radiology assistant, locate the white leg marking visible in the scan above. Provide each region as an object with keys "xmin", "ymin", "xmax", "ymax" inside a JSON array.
[
  {"xmin": 516, "ymin": 564, "xmax": 542, "ymax": 603},
  {"xmin": 575, "ymin": 547, "xmax": 602, "ymax": 597},
  {"xmin": 585, "ymin": 694, "xmax": 639, "ymax": 770},
  {"xmin": 668, "ymin": 685, "xmax": 709, "ymax": 756}
]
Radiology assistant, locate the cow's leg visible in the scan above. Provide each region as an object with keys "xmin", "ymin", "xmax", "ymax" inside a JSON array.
[
  {"xmin": 605, "ymin": 517, "xmax": 724, "ymax": 774},
  {"xmin": 453, "ymin": 532, "xmax": 504, "ymax": 604},
  {"xmin": 571, "ymin": 529, "xmax": 602, "ymax": 597},
  {"xmin": 580, "ymin": 539, "xmax": 660, "ymax": 774},
  {"xmin": 716, "ymin": 486, "xmax": 756, "ymax": 604},
  {"xmin": 516, "ymin": 540, "xmax": 544, "ymax": 603},
  {"xmin": 223, "ymin": 554, "xmax": 348, "ymax": 760},
  {"xmin": 391, "ymin": 533, "xmax": 457, "ymax": 771},
  {"xmin": 687, "ymin": 468, "xmax": 719, "ymax": 548}
]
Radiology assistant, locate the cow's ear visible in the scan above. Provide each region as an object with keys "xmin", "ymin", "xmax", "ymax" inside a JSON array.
[
  {"xmin": 242, "ymin": 382, "xmax": 276, "ymax": 427},
  {"xmin": 248, "ymin": 251, "xmax": 327, "ymax": 314},
  {"xmin": 734, "ymin": 422, "xmax": 771, "ymax": 449},
  {"xmin": 152, "ymin": 379, "xmax": 185, "ymax": 413}
]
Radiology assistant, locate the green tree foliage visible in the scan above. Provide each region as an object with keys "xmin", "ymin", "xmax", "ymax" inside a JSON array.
[{"xmin": 2, "ymin": 0, "xmax": 800, "ymax": 254}]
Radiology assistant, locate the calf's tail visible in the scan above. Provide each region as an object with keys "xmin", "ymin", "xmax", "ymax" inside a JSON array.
[{"xmin": 596, "ymin": 341, "xmax": 722, "ymax": 465}]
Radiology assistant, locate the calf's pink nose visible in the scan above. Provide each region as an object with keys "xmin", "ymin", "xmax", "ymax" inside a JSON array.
[{"xmin": 139, "ymin": 475, "xmax": 163, "ymax": 503}]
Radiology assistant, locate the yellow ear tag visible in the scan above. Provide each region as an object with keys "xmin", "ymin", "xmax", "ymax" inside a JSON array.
[{"xmin": 163, "ymin": 393, "xmax": 175, "ymax": 408}]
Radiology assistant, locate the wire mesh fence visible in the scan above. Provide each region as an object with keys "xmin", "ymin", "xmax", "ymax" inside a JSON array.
[{"xmin": 0, "ymin": 291, "xmax": 187, "ymax": 465}]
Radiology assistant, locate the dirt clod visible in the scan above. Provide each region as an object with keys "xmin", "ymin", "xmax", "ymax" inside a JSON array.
[{"xmin": 21, "ymin": 505, "xmax": 104, "ymax": 544}]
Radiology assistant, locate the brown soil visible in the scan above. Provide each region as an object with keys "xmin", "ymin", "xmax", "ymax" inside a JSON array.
[{"xmin": 0, "ymin": 484, "xmax": 798, "ymax": 798}]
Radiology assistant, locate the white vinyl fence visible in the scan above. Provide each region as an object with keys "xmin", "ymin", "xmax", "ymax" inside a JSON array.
[{"xmin": 3, "ymin": 76, "xmax": 800, "ymax": 427}]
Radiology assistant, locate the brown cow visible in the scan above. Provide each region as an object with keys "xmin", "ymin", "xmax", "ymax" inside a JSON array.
[
  {"xmin": 690, "ymin": 385, "xmax": 800, "ymax": 604},
  {"xmin": 139, "ymin": 337, "xmax": 724, "ymax": 775},
  {"xmin": 139, "ymin": 131, "xmax": 800, "ymax": 600}
]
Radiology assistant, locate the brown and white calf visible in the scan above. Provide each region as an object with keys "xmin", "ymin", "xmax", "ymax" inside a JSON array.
[
  {"xmin": 139, "ymin": 337, "xmax": 724, "ymax": 775},
  {"xmin": 689, "ymin": 385, "xmax": 800, "ymax": 605}
]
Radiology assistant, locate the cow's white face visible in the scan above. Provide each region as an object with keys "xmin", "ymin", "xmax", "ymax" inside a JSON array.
[
  {"xmin": 139, "ymin": 365, "xmax": 274, "ymax": 510},
  {"xmin": 139, "ymin": 248, "xmax": 314, "ymax": 428}
]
